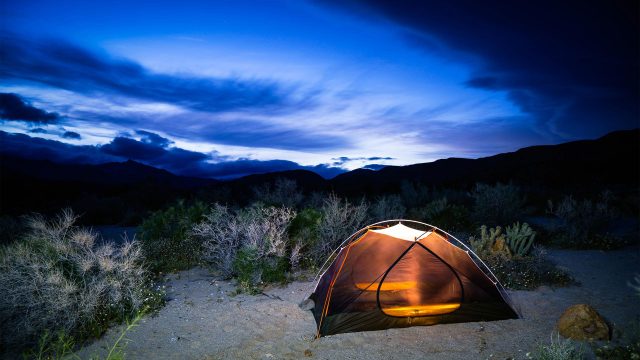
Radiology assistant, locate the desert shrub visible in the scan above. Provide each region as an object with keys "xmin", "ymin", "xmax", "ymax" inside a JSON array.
[
  {"xmin": 193, "ymin": 204, "xmax": 296, "ymax": 290},
  {"xmin": 139, "ymin": 200, "xmax": 208, "ymax": 273},
  {"xmin": 190, "ymin": 204, "xmax": 239, "ymax": 277},
  {"xmin": 0, "ymin": 210, "xmax": 161, "ymax": 354},
  {"xmin": 369, "ymin": 194, "xmax": 406, "ymax": 222},
  {"xmin": 630, "ymin": 274, "xmax": 640, "ymax": 297},
  {"xmin": 233, "ymin": 247, "xmax": 262, "ymax": 294},
  {"xmin": 252, "ymin": 178, "xmax": 303, "ymax": 208},
  {"xmin": 288, "ymin": 208, "xmax": 322, "ymax": 269},
  {"xmin": 532, "ymin": 332, "xmax": 584, "ymax": 360},
  {"xmin": 593, "ymin": 282, "xmax": 640, "ymax": 360},
  {"xmin": 409, "ymin": 197, "xmax": 472, "ymax": 233},
  {"xmin": 471, "ymin": 182, "xmax": 525, "ymax": 226},
  {"xmin": 547, "ymin": 192, "xmax": 622, "ymax": 249},
  {"xmin": 400, "ymin": 181, "xmax": 431, "ymax": 209},
  {"xmin": 469, "ymin": 225, "xmax": 572, "ymax": 289},
  {"xmin": 484, "ymin": 249, "xmax": 574, "ymax": 290},
  {"xmin": 0, "ymin": 215, "xmax": 26, "ymax": 245},
  {"xmin": 595, "ymin": 342, "xmax": 640, "ymax": 360},
  {"xmin": 594, "ymin": 317, "xmax": 640, "ymax": 360},
  {"xmin": 233, "ymin": 246, "xmax": 290, "ymax": 294},
  {"xmin": 313, "ymin": 193, "xmax": 368, "ymax": 265}
]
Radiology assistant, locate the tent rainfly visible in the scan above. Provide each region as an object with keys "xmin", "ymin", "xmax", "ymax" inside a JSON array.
[{"xmin": 308, "ymin": 220, "xmax": 519, "ymax": 337}]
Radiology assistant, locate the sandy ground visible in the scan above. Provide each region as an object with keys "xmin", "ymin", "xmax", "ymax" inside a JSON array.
[{"xmin": 76, "ymin": 246, "xmax": 640, "ymax": 360}]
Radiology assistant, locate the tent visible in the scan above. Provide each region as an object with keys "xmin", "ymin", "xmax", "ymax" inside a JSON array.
[{"xmin": 308, "ymin": 220, "xmax": 519, "ymax": 337}]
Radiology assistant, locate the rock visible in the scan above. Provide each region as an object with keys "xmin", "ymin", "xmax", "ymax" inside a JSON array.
[
  {"xmin": 299, "ymin": 298, "xmax": 315, "ymax": 311},
  {"xmin": 556, "ymin": 304, "xmax": 610, "ymax": 341},
  {"xmin": 304, "ymin": 349, "xmax": 313, "ymax": 357}
]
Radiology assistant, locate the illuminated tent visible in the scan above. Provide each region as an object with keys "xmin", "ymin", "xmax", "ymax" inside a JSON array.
[{"xmin": 308, "ymin": 220, "xmax": 519, "ymax": 337}]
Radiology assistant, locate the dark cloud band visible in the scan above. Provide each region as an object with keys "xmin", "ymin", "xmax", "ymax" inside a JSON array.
[
  {"xmin": 0, "ymin": 93, "xmax": 59, "ymax": 123},
  {"xmin": 0, "ymin": 131, "xmax": 346, "ymax": 179}
]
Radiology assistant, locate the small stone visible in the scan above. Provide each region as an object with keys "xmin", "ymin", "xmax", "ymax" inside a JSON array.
[
  {"xmin": 556, "ymin": 304, "xmax": 610, "ymax": 341},
  {"xmin": 304, "ymin": 349, "xmax": 313, "ymax": 357},
  {"xmin": 299, "ymin": 298, "xmax": 315, "ymax": 310}
]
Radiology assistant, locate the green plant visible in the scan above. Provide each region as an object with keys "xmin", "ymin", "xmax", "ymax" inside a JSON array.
[
  {"xmin": 25, "ymin": 331, "xmax": 79, "ymax": 360},
  {"xmin": 532, "ymin": 332, "xmax": 584, "ymax": 360},
  {"xmin": 594, "ymin": 317, "xmax": 640, "ymax": 360},
  {"xmin": 100, "ymin": 307, "xmax": 147, "ymax": 360},
  {"xmin": 251, "ymin": 178, "xmax": 303, "ymax": 208},
  {"xmin": 506, "ymin": 222, "xmax": 536, "ymax": 256},
  {"xmin": 400, "ymin": 181, "xmax": 431, "ymax": 209},
  {"xmin": 471, "ymin": 182, "xmax": 525, "ymax": 226},
  {"xmin": 547, "ymin": 191, "xmax": 620, "ymax": 249},
  {"xmin": 630, "ymin": 274, "xmax": 640, "ymax": 297},
  {"xmin": 0, "ymin": 215, "xmax": 25, "ymax": 245},
  {"xmin": 288, "ymin": 208, "xmax": 322, "ymax": 269},
  {"xmin": 139, "ymin": 200, "xmax": 208, "ymax": 272},
  {"xmin": 470, "ymin": 225, "xmax": 571, "ymax": 289},
  {"xmin": 410, "ymin": 197, "xmax": 472, "ymax": 233},
  {"xmin": 369, "ymin": 194, "xmax": 406, "ymax": 222},
  {"xmin": 232, "ymin": 247, "xmax": 263, "ymax": 294},
  {"xmin": 485, "ymin": 251, "xmax": 573, "ymax": 290}
]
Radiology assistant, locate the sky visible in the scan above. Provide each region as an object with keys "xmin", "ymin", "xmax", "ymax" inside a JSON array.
[{"xmin": 1, "ymin": 0, "xmax": 638, "ymax": 179}]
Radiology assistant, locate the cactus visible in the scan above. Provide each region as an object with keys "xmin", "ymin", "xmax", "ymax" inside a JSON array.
[
  {"xmin": 470, "ymin": 225, "xmax": 509, "ymax": 257},
  {"xmin": 505, "ymin": 222, "xmax": 535, "ymax": 256}
]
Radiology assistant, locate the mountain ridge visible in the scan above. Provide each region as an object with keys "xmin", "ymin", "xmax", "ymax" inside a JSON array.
[{"xmin": 1, "ymin": 129, "xmax": 637, "ymax": 223}]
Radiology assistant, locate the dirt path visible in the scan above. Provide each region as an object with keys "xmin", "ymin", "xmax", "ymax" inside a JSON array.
[{"xmin": 77, "ymin": 246, "xmax": 640, "ymax": 360}]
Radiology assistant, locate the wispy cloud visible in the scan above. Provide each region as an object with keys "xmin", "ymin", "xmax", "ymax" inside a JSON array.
[
  {"xmin": 0, "ymin": 33, "xmax": 316, "ymax": 115},
  {"xmin": 321, "ymin": 0, "xmax": 639, "ymax": 139}
]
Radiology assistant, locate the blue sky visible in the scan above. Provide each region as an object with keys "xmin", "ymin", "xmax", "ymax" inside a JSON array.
[{"xmin": 1, "ymin": 0, "xmax": 637, "ymax": 178}]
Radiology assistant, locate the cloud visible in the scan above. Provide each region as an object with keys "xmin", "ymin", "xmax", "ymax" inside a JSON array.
[
  {"xmin": 0, "ymin": 33, "xmax": 316, "ymax": 115},
  {"xmin": 136, "ymin": 130, "xmax": 173, "ymax": 148},
  {"xmin": 102, "ymin": 136, "xmax": 168, "ymax": 160},
  {"xmin": 0, "ymin": 131, "xmax": 120, "ymax": 164},
  {"xmin": 321, "ymin": 0, "xmax": 640, "ymax": 139},
  {"xmin": 0, "ymin": 93, "xmax": 59, "ymax": 122},
  {"xmin": 0, "ymin": 131, "xmax": 346, "ymax": 179},
  {"xmin": 362, "ymin": 164, "xmax": 386, "ymax": 170},
  {"xmin": 28, "ymin": 128, "xmax": 49, "ymax": 134},
  {"xmin": 188, "ymin": 117, "xmax": 348, "ymax": 151},
  {"xmin": 62, "ymin": 131, "xmax": 81, "ymax": 140},
  {"xmin": 331, "ymin": 156, "xmax": 394, "ymax": 166}
]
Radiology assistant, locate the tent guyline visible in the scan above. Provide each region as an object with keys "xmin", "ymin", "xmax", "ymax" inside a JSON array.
[{"xmin": 307, "ymin": 220, "xmax": 520, "ymax": 337}]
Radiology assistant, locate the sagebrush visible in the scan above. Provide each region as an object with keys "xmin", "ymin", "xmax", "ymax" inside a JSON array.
[
  {"xmin": 192, "ymin": 203, "xmax": 296, "ymax": 291},
  {"xmin": 0, "ymin": 210, "xmax": 161, "ymax": 353}
]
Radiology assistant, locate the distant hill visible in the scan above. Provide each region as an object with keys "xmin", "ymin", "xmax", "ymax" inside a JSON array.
[
  {"xmin": 2, "ymin": 157, "xmax": 215, "ymax": 188},
  {"xmin": 0, "ymin": 157, "xmax": 216, "ymax": 224},
  {"xmin": 1, "ymin": 129, "xmax": 638, "ymax": 224},
  {"xmin": 328, "ymin": 129, "xmax": 639, "ymax": 196}
]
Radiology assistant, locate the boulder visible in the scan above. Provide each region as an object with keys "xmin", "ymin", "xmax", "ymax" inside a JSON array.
[{"xmin": 556, "ymin": 304, "xmax": 610, "ymax": 341}]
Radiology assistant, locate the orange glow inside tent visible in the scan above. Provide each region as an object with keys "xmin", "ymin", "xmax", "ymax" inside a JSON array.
[
  {"xmin": 382, "ymin": 303, "xmax": 461, "ymax": 316},
  {"xmin": 355, "ymin": 281, "xmax": 417, "ymax": 291}
]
